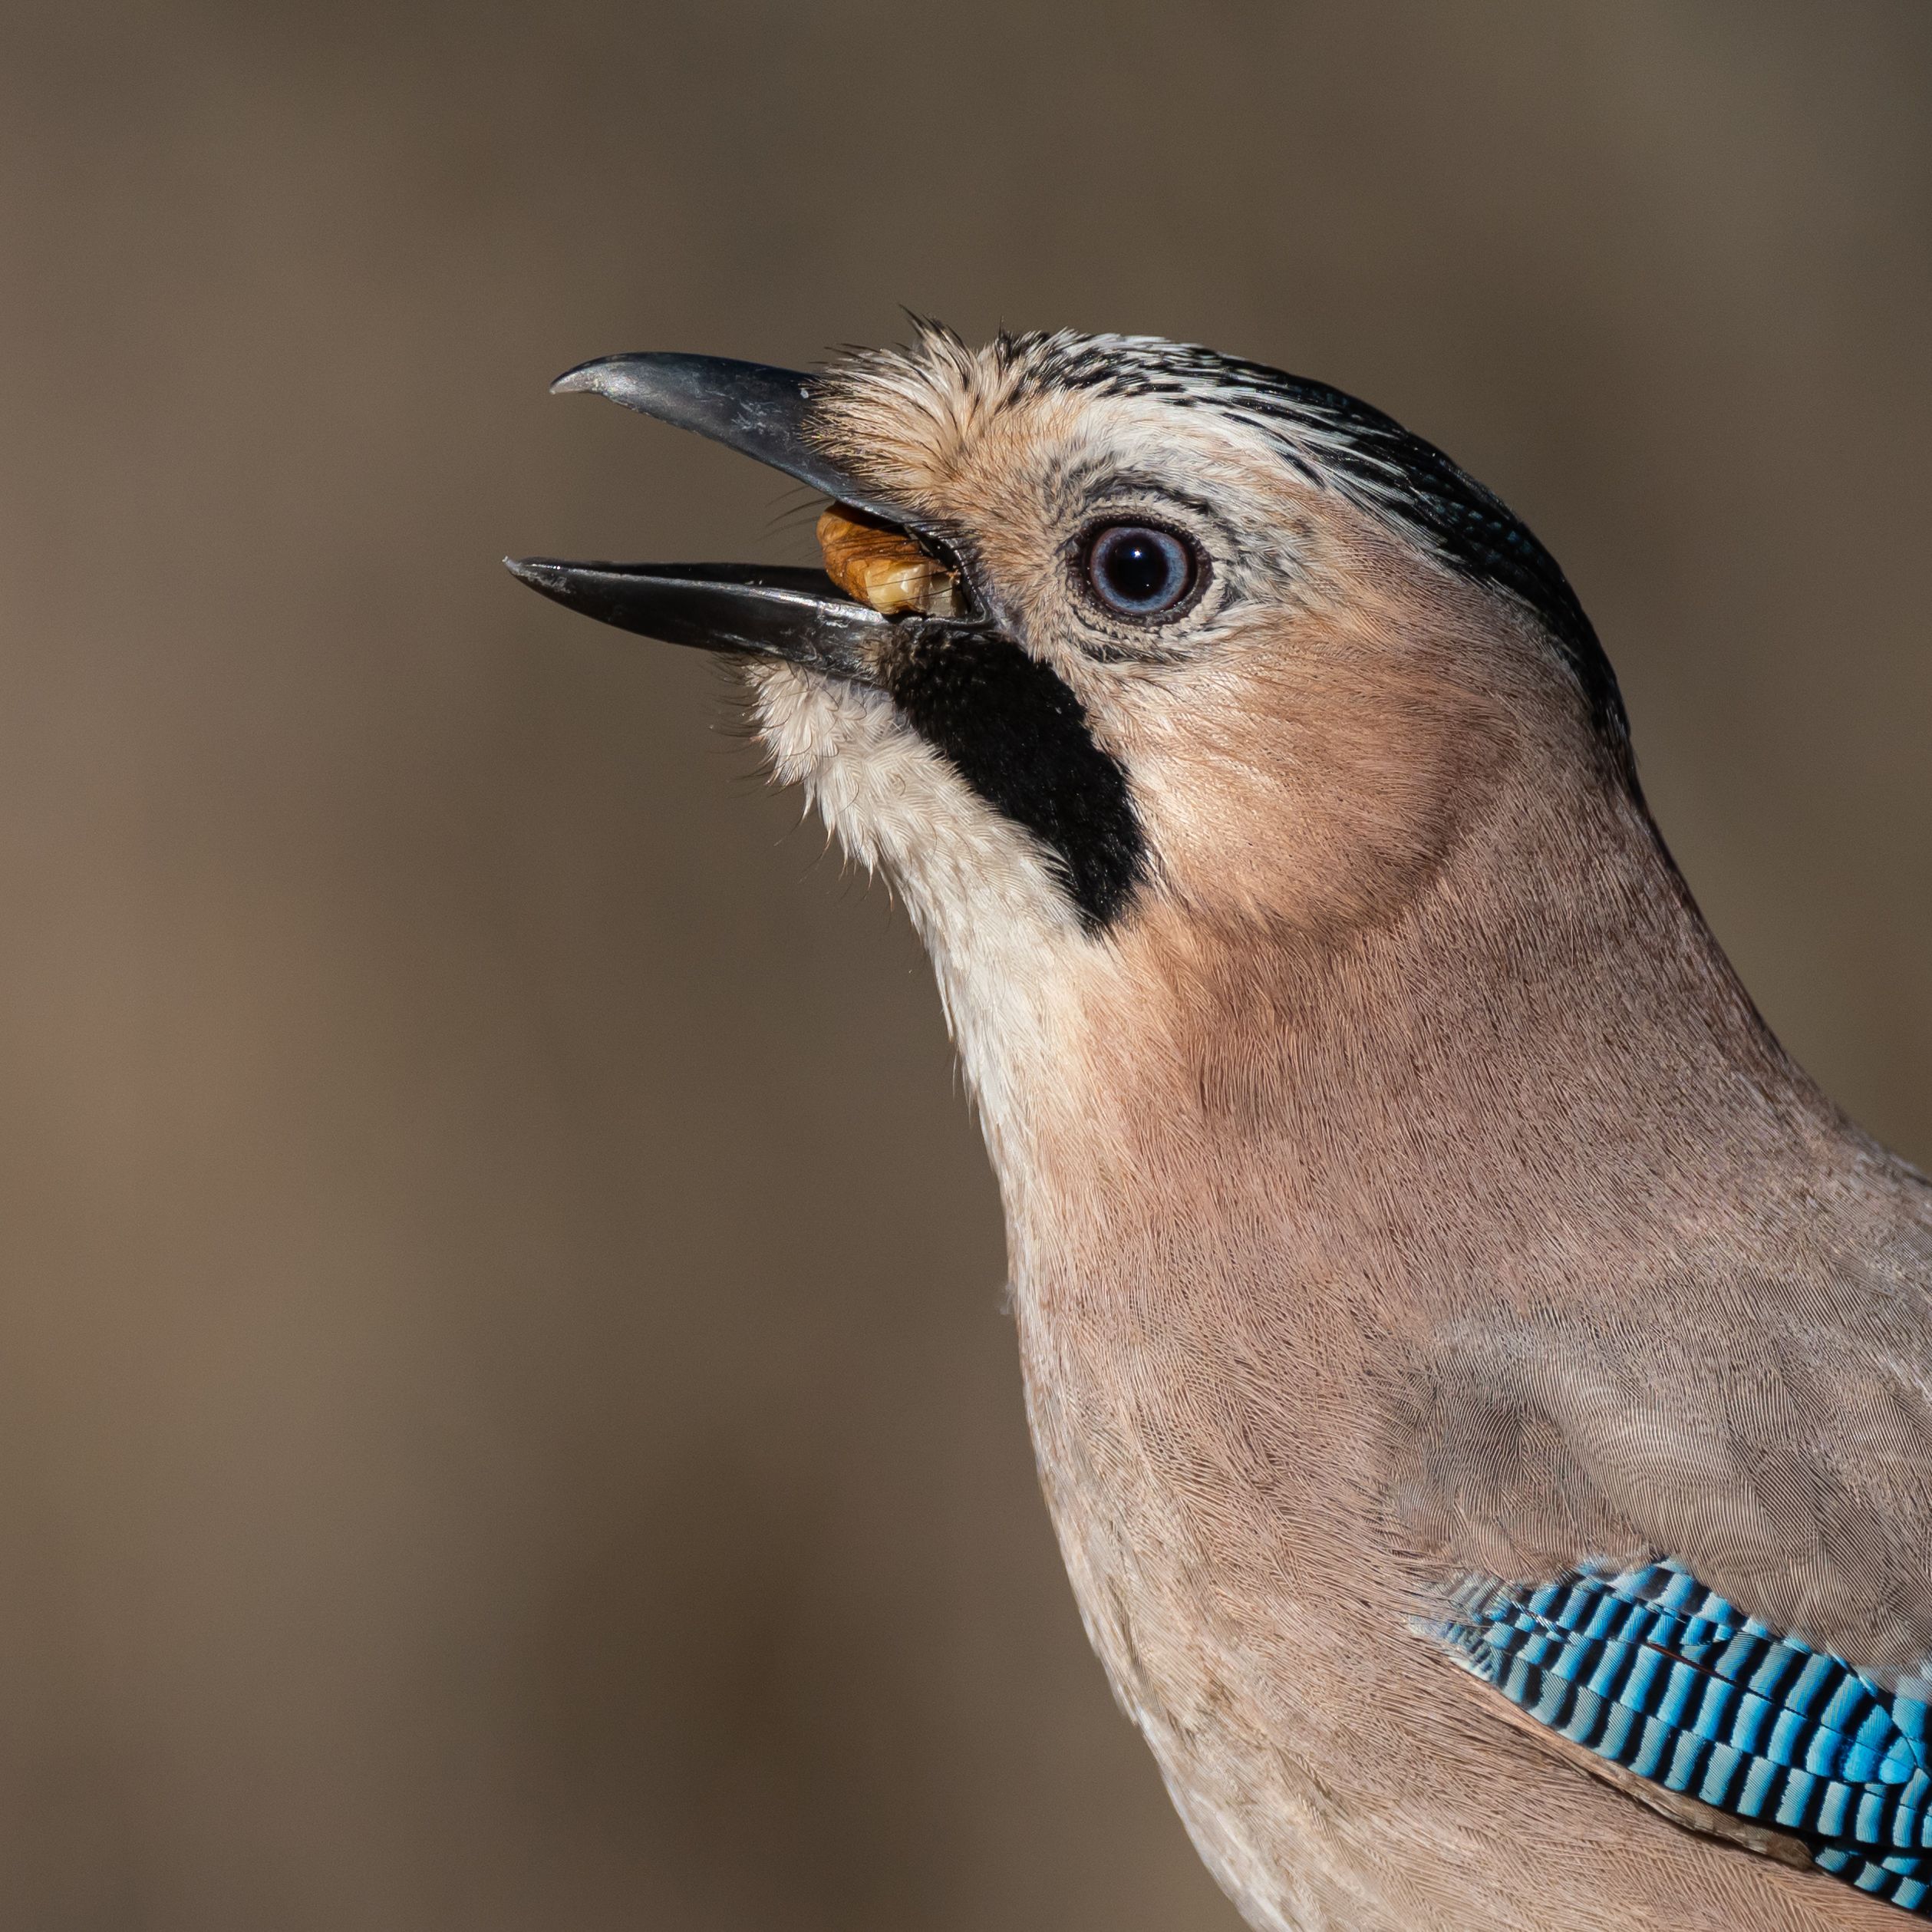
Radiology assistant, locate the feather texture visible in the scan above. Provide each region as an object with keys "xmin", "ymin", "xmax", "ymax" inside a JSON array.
[{"xmin": 1433, "ymin": 1560, "xmax": 1932, "ymax": 1913}]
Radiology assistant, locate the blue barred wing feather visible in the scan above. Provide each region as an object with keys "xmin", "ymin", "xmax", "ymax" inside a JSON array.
[{"xmin": 1430, "ymin": 1560, "xmax": 1932, "ymax": 1914}]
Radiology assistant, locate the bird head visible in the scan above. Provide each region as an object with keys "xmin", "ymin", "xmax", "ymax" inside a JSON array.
[{"xmin": 511, "ymin": 327, "xmax": 1658, "ymax": 1164}]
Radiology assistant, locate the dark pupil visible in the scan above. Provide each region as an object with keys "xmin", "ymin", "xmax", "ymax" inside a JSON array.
[{"xmin": 1091, "ymin": 525, "xmax": 1186, "ymax": 613}]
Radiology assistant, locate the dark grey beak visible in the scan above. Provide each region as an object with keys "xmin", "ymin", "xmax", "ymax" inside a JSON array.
[
  {"xmin": 507, "ymin": 351, "xmax": 954, "ymax": 680},
  {"xmin": 548, "ymin": 353, "xmax": 899, "ymax": 517},
  {"xmin": 503, "ymin": 558, "xmax": 892, "ymax": 680}
]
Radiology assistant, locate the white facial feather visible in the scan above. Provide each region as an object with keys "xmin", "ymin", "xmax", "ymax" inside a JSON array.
[{"xmin": 746, "ymin": 661, "xmax": 1116, "ymax": 1188}]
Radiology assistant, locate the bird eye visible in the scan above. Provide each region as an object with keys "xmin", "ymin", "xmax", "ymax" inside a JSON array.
[{"xmin": 1082, "ymin": 523, "xmax": 1200, "ymax": 619}]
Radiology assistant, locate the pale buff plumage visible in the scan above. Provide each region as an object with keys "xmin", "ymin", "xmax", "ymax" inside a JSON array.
[{"xmin": 730, "ymin": 329, "xmax": 1932, "ymax": 1930}]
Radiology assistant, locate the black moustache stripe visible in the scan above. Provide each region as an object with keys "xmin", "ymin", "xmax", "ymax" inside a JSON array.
[{"xmin": 885, "ymin": 632, "xmax": 1146, "ymax": 932}]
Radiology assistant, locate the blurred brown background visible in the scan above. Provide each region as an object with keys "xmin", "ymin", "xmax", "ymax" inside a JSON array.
[{"xmin": 1, "ymin": 2, "xmax": 1929, "ymax": 1926}]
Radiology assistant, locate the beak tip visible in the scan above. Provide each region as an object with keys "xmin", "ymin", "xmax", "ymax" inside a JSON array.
[
  {"xmin": 505, "ymin": 556, "xmax": 564, "ymax": 593},
  {"xmin": 549, "ymin": 358, "xmax": 612, "ymax": 397}
]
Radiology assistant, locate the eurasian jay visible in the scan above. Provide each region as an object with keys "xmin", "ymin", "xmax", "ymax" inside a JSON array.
[{"xmin": 511, "ymin": 326, "xmax": 1932, "ymax": 1930}]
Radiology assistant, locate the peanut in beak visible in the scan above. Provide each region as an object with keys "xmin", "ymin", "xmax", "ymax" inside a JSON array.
[{"xmin": 816, "ymin": 503, "xmax": 963, "ymax": 618}]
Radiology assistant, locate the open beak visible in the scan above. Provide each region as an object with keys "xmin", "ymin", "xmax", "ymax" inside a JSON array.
[{"xmin": 506, "ymin": 352, "xmax": 962, "ymax": 684}]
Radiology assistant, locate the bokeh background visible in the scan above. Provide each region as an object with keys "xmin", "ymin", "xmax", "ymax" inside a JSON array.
[{"xmin": 3, "ymin": 3, "xmax": 1930, "ymax": 1927}]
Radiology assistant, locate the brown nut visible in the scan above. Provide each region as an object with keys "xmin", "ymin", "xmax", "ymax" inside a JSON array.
[{"xmin": 816, "ymin": 503, "xmax": 962, "ymax": 618}]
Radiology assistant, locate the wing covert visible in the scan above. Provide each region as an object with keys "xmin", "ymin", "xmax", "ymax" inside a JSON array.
[{"xmin": 1430, "ymin": 1558, "xmax": 1932, "ymax": 1914}]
